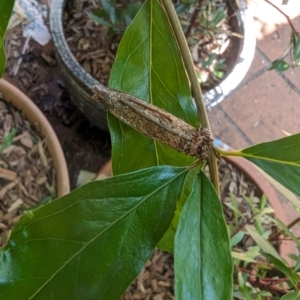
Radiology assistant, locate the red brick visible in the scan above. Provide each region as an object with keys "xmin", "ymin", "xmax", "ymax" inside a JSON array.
[
  {"xmin": 220, "ymin": 71, "xmax": 300, "ymax": 144},
  {"xmin": 208, "ymin": 106, "xmax": 249, "ymax": 150}
]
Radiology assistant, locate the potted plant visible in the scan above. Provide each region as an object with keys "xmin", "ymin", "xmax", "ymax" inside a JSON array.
[
  {"xmin": 0, "ymin": 1, "xmax": 70, "ymax": 244},
  {"xmin": 1, "ymin": 0, "xmax": 300, "ymax": 299},
  {"xmin": 50, "ymin": 0, "xmax": 256, "ymax": 130},
  {"xmin": 0, "ymin": 79, "xmax": 70, "ymax": 197}
]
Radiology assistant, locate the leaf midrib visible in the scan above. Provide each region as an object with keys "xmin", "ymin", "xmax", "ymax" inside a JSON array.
[{"xmin": 29, "ymin": 167, "xmax": 188, "ymax": 299}]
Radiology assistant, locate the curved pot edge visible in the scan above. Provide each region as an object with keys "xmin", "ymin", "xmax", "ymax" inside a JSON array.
[
  {"xmin": 50, "ymin": 0, "xmax": 256, "ymax": 129},
  {"xmin": 0, "ymin": 79, "xmax": 70, "ymax": 197},
  {"xmin": 224, "ymin": 156, "xmax": 292, "ymax": 261},
  {"xmin": 97, "ymin": 156, "xmax": 292, "ymax": 260},
  {"xmin": 205, "ymin": 0, "xmax": 256, "ymax": 107}
]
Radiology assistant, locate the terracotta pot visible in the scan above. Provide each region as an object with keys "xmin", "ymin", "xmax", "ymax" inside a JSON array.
[
  {"xmin": 97, "ymin": 156, "xmax": 292, "ymax": 258},
  {"xmin": 0, "ymin": 79, "xmax": 70, "ymax": 196},
  {"xmin": 50, "ymin": 0, "xmax": 255, "ymax": 131},
  {"xmin": 225, "ymin": 156, "xmax": 291, "ymax": 260}
]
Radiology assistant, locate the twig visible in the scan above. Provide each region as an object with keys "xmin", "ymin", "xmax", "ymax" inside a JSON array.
[
  {"xmin": 161, "ymin": 0, "xmax": 220, "ymax": 196},
  {"xmin": 185, "ymin": 0, "xmax": 204, "ymax": 39},
  {"xmin": 236, "ymin": 265, "xmax": 290, "ymax": 297},
  {"xmin": 248, "ymin": 267, "xmax": 290, "ymax": 297},
  {"xmin": 263, "ymin": 0, "xmax": 299, "ymax": 35},
  {"xmin": 269, "ymin": 216, "xmax": 300, "ymax": 241},
  {"xmin": 230, "ymin": 212, "xmax": 260, "ymax": 238}
]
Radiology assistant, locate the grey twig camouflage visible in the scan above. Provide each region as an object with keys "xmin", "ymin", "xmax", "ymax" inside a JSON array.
[{"xmin": 93, "ymin": 85, "xmax": 213, "ymax": 160}]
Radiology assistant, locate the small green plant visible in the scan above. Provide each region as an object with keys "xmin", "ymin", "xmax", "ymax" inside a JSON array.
[
  {"xmin": 86, "ymin": 0, "xmax": 144, "ymax": 35},
  {"xmin": 1, "ymin": 0, "xmax": 300, "ymax": 299},
  {"xmin": 88, "ymin": 0, "xmax": 230, "ymax": 86},
  {"xmin": 269, "ymin": 32, "xmax": 300, "ymax": 72},
  {"xmin": 225, "ymin": 192, "xmax": 300, "ymax": 299}
]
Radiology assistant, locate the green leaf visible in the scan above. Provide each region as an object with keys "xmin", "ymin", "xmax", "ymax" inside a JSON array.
[
  {"xmin": 245, "ymin": 225, "xmax": 279, "ymax": 258},
  {"xmin": 0, "ymin": 0, "xmax": 15, "ymax": 78},
  {"xmin": 156, "ymin": 223, "xmax": 176, "ymax": 253},
  {"xmin": 100, "ymin": 0, "xmax": 116, "ymax": 24},
  {"xmin": 175, "ymin": 171, "xmax": 233, "ymax": 300},
  {"xmin": 223, "ymin": 134, "xmax": 300, "ymax": 197},
  {"xmin": 86, "ymin": 12, "xmax": 113, "ymax": 27},
  {"xmin": 268, "ymin": 59, "xmax": 290, "ymax": 71},
  {"xmin": 291, "ymin": 32, "xmax": 300, "ymax": 61},
  {"xmin": 231, "ymin": 251, "xmax": 256, "ymax": 263},
  {"xmin": 157, "ymin": 169, "xmax": 198, "ymax": 252},
  {"xmin": 237, "ymin": 272, "xmax": 252, "ymax": 300},
  {"xmin": 281, "ymin": 291, "xmax": 300, "ymax": 300},
  {"xmin": 108, "ymin": 0, "xmax": 199, "ymax": 175},
  {"xmin": 212, "ymin": 6, "xmax": 226, "ymax": 27},
  {"xmin": 0, "ymin": 165, "xmax": 189, "ymax": 299},
  {"xmin": 230, "ymin": 232, "xmax": 244, "ymax": 247},
  {"xmin": 0, "ymin": 128, "xmax": 18, "ymax": 152},
  {"xmin": 262, "ymin": 252, "xmax": 300, "ymax": 287},
  {"xmin": 274, "ymin": 217, "xmax": 300, "ymax": 248},
  {"xmin": 232, "ymin": 246, "xmax": 260, "ymax": 263}
]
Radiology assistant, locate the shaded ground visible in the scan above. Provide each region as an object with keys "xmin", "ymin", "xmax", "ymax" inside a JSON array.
[{"xmin": 4, "ymin": 25, "xmax": 111, "ymax": 189}]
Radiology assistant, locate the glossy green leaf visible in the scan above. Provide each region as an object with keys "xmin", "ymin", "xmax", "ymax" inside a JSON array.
[
  {"xmin": 156, "ymin": 223, "xmax": 176, "ymax": 253},
  {"xmin": 262, "ymin": 252, "xmax": 300, "ymax": 287},
  {"xmin": 223, "ymin": 134, "xmax": 300, "ymax": 197},
  {"xmin": 157, "ymin": 168, "xmax": 199, "ymax": 252},
  {"xmin": 0, "ymin": 166, "xmax": 189, "ymax": 299},
  {"xmin": 245, "ymin": 225, "xmax": 279, "ymax": 258},
  {"xmin": 175, "ymin": 171, "xmax": 232, "ymax": 300},
  {"xmin": 108, "ymin": 0, "xmax": 199, "ymax": 175},
  {"xmin": 281, "ymin": 291, "xmax": 300, "ymax": 300},
  {"xmin": 0, "ymin": 0, "xmax": 15, "ymax": 78},
  {"xmin": 268, "ymin": 59, "xmax": 290, "ymax": 71}
]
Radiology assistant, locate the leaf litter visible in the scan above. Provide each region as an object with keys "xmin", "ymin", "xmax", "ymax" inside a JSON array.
[{"xmin": 0, "ymin": 98, "xmax": 57, "ymax": 247}]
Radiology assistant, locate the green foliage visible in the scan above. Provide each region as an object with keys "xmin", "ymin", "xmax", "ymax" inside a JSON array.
[
  {"xmin": 262, "ymin": 253, "xmax": 300, "ymax": 287},
  {"xmin": 0, "ymin": 128, "xmax": 17, "ymax": 152},
  {"xmin": 0, "ymin": 0, "xmax": 15, "ymax": 77},
  {"xmin": 1, "ymin": 0, "xmax": 300, "ymax": 299},
  {"xmin": 87, "ymin": 0, "xmax": 143, "ymax": 35},
  {"xmin": 175, "ymin": 171, "xmax": 232, "ymax": 300},
  {"xmin": 291, "ymin": 32, "xmax": 300, "ymax": 64},
  {"xmin": 220, "ymin": 134, "xmax": 300, "ymax": 197},
  {"xmin": 268, "ymin": 59, "xmax": 290, "ymax": 71},
  {"xmin": 0, "ymin": 166, "xmax": 189, "ymax": 299},
  {"xmin": 269, "ymin": 32, "xmax": 300, "ymax": 72},
  {"xmin": 108, "ymin": 0, "xmax": 199, "ymax": 175}
]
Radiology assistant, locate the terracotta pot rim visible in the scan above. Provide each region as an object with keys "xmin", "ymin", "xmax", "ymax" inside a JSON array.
[
  {"xmin": 0, "ymin": 79, "xmax": 70, "ymax": 197},
  {"xmin": 222, "ymin": 156, "xmax": 291, "ymax": 260},
  {"xmin": 49, "ymin": 0, "xmax": 255, "ymax": 130}
]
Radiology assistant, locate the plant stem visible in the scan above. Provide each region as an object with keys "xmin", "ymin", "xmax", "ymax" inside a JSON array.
[
  {"xmin": 269, "ymin": 216, "xmax": 300, "ymax": 241},
  {"xmin": 161, "ymin": 0, "xmax": 220, "ymax": 196},
  {"xmin": 263, "ymin": 0, "xmax": 299, "ymax": 35}
]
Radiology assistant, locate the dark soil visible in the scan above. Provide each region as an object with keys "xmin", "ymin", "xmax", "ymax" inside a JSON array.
[{"xmin": 4, "ymin": 24, "xmax": 111, "ymax": 189}]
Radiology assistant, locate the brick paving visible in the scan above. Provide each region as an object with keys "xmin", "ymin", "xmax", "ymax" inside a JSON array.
[
  {"xmin": 209, "ymin": 0, "xmax": 300, "ymax": 150},
  {"xmin": 209, "ymin": 0, "xmax": 300, "ymax": 226}
]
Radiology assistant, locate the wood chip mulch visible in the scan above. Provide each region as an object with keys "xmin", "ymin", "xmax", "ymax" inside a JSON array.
[{"xmin": 0, "ymin": 98, "xmax": 56, "ymax": 247}]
